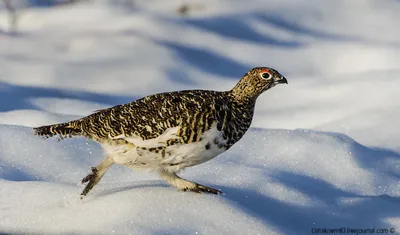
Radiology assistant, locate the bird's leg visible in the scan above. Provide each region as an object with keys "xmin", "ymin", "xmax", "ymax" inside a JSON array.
[
  {"xmin": 159, "ymin": 170, "xmax": 222, "ymax": 195},
  {"xmin": 81, "ymin": 157, "xmax": 114, "ymax": 197}
]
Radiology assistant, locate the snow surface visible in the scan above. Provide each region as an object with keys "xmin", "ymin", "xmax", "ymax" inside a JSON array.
[{"xmin": 0, "ymin": 0, "xmax": 399, "ymax": 234}]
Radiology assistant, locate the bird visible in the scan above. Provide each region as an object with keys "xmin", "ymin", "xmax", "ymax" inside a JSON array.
[{"xmin": 33, "ymin": 67, "xmax": 287, "ymax": 196}]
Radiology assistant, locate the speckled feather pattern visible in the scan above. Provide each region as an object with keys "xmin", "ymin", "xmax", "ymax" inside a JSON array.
[
  {"xmin": 33, "ymin": 67, "xmax": 287, "ymax": 193},
  {"xmin": 35, "ymin": 89, "xmax": 254, "ymax": 149}
]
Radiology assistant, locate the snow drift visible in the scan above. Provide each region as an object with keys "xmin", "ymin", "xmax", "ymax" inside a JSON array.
[{"xmin": 0, "ymin": 125, "xmax": 398, "ymax": 234}]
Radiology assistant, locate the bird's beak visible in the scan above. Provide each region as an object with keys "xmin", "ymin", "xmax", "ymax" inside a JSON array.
[{"xmin": 274, "ymin": 76, "xmax": 288, "ymax": 84}]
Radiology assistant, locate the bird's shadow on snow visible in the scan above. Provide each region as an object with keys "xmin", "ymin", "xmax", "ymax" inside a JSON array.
[
  {"xmin": 94, "ymin": 180, "xmax": 170, "ymax": 198},
  {"xmin": 0, "ymin": 82, "xmax": 135, "ymax": 112},
  {"xmin": 219, "ymin": 173, "xmax": 400, "ymax": 235}
]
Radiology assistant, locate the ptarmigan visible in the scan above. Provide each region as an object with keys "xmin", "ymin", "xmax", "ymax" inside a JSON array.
[{"xmin": 34, "ymin": 67, "xmax": 287, "ymax": 196}]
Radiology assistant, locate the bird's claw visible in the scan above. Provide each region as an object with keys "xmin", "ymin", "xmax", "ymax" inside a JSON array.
[
  {"xmin": 80, "ymin": 167, "xmax": 98, "ymax": 197},
  {"xmin": 81, "ymin": 167, "xmax": 97, "ymax": 184}
]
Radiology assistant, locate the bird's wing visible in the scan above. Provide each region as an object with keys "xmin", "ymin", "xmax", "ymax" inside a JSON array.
[{"xmin": 78, "ymin": 90, "xmax": 220, "ymax": 145}]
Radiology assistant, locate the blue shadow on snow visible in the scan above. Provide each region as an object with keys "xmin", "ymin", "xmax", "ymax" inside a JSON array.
[
  {"xmin": 220, "ymin": 172, "xmax": 400, "ymax": 235},
  {"xmin": 0, "ymin": 82, "xmax": 136, "ymax": 112}
]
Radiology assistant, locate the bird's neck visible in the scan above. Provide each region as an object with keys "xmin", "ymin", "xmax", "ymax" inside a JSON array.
[
  {"xmin": 216, "ymin": 90, "xmax": 256, "ymax": 148},
  {"xmin": 228, "ymin": 83, "xmax": 259, "ymax": 106}
]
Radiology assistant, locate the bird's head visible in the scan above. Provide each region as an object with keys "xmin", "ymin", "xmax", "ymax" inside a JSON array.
[{"xmin": 229, "ymin": 67, "xmax": 288, "ymax": 103}]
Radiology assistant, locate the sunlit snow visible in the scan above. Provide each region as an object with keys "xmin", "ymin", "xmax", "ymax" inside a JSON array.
[{"xmin": 0, "ymin": 0, "xmax": 399, "ymax": 234}]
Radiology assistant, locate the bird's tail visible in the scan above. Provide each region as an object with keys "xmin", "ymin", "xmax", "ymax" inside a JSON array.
[{"xmin": 33, "ymin": 121, "xmax": 82, "ymax": 140}]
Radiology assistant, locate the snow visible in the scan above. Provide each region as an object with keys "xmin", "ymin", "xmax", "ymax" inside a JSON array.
[{"xmin": 0, "ymin": 0, "xmax": 399, "ymax": 234}]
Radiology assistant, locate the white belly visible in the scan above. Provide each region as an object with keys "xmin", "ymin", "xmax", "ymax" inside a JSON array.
[
  {"xmin": 102, "ymin": 123, "xmax": 227, "ymax": 171},
  {"xmin": 163, "ymin": 131, "xmax": 226, "ymax": 167}
]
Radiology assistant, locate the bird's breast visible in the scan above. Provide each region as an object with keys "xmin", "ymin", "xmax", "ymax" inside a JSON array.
[{"xmin": 163, "ymin": 123, "xmax": 228, "ymax": 168}]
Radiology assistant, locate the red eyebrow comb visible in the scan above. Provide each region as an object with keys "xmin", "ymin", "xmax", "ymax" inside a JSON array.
[{"xmin": 260, "ymin": 68, "xmax": 271, "ymax": 73}]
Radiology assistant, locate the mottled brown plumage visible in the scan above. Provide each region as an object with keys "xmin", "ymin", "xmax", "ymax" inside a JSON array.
[{"xmin": 34, "ymin": 67, "xmax": 287, "ymax": 196}]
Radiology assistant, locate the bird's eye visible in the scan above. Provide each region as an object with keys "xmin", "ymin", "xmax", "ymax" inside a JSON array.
[{"xmin": 261, "ymin": 72, "xmax": 271, "ymax": 79}]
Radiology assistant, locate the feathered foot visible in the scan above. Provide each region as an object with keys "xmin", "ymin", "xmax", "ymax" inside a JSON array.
[
  {"xmin": 80, "ymin": 157, "xmax": 114, "ymax": 197},
  {"xmin": 159, "ymin": 170, "xmax": 222, "ymax": 195}
]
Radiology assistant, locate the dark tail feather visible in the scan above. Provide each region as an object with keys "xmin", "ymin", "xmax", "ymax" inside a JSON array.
[{"xmin": 33, "ymin": 122, "xmax": 82, "ymax": 140}]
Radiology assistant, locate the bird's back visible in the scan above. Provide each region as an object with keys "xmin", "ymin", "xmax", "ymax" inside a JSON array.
[{"xmin": 66, "ymin": 90, "xmax": 225, "ymax": 142}]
